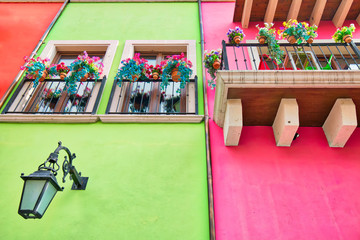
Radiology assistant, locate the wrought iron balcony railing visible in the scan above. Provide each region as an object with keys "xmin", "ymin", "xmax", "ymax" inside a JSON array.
[
  {"xmin": 221, "ymin": 40, "xmax": 360, "ymax": 71},
  {"xmin": 2, "ymin": 77, "xmax": 106, "ymax": 114},
  {"xmin": 106, "ymin": 77, "xmax": 198, "ymax": 115}
]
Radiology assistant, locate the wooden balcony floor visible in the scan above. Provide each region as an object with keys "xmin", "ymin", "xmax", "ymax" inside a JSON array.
[{"xmin": 228, "ymin": 87, "xmax": 360, "ymax": 126}]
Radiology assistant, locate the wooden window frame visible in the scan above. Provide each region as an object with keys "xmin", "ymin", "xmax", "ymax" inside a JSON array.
[
  {"xmin": 102, "ymin": 40, "xmax": 203, "ymax": 123},
  {"xmin": 0, "ymin": 40, "xmax": 118, "ymax": 122},
  {"xmin": 40, "ymin": 40, "xmax": 118, "ymax": 78},
  {"xmin": 128, "ymin": 51, "xmax": 188, "ymax": 113}
]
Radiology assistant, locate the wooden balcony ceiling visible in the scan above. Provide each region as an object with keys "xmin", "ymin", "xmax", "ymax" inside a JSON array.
[
  {"xmin": 213, "ymin": 71, "xmax": 360, "ymax": 128},
  {"xmin": 234, "ymin": 0, "xmax": 360, "ymax": 28},
  {"xmin": 228, "ymin": 87, "xmax": 360, "ymax": 126}
]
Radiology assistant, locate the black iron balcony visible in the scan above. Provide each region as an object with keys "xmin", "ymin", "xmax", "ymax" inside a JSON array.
[
  {"xmin": 220, "ymin": 40, "xmax": 360, "ymax": 71},
  {"xmin": 2, "ymin": 77, "xmax": 106, "ymax": 114},
  {"xmin": 106, "ymin": 77, "xmax": 198, "ymax": 115}
]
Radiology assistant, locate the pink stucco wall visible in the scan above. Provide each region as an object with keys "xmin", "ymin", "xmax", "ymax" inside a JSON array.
[{"xmin": 202, "ymin": 2, "xmax": 360, "ymax": 239}]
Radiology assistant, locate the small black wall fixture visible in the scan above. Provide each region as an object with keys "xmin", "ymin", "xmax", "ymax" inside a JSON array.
[{"xmin": 18, "ymin": 141, "xmax": 88, "ymax": 219}]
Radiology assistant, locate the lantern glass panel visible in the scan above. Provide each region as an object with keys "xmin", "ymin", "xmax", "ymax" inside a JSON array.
[
  {"xmin": 36, "ymin": 181, "xmax": 58, "ymax": 215},
  {"xmin": 20, "ymin": 180, "xmax": 46, "ymax": 211}
]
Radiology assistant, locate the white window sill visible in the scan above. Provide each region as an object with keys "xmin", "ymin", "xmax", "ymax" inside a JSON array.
[
  {"xmin": 99, "ymin": 114, "xmax": 204, "ymax": 123},
  {"xmin": 0, "ymin": 114, "xmax": 98, "ymax": 123},
  {"xmin": 0, "ymin": 114, "xmax": 204, "ymax": 123}
]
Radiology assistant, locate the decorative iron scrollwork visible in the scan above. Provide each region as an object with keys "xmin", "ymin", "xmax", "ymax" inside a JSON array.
[{"xmin": 37, "ymin": 141, "xmax": 82, "ymax": 188}]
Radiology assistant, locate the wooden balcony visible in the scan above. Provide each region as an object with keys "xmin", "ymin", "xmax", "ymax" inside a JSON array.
[{"xmin": 213, "ymin": 40, "xmax": 360, "ymax": 147}]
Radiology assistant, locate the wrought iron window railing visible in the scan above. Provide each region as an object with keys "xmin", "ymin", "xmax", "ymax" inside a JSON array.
[
  {"xmin": 106, "ymin": 77, "xmax": 198, "ymax": 114},
  {"xmin": 221, "ymin": 40, "xmax": 360, "ymax": 71},
  {"xmin": 3, "ymin": 77, "xmax": 106, "ymax": 114}
]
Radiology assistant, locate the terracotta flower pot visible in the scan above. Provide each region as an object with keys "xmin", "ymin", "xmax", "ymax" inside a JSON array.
[
  {"xmin": 59, "ymin": 72, "xmax": 67, "ymax": 80},
  {"xmin": 48, "ymin": 98, "xmax": 59, "ymax": 110},
  {"xmin": 80, "ymin": 72, "xmax": 90, "ymax": 82},
  {"xmin": 152, "ymin": 72, "xmax": 159, "ymax": 80},
  {"xmin": 258, "ymin": 36, "xmax": 266, "ymax": 44},
  {"xmin": 213, "ymin": 59, "xmax": 221, "ymax": 70},
  {"xmin": 233, "ymin": 36, "xmax": 241, "ymax": 44},
  {"xmin": 343, "ymin": 35, "xmax": 352, "ymax": 43},
  {"xmin": 38, "ymin": 70, "xmax": 48, "ymax": 82},
  {"xmin": 307, "ymin": 37, "xmax": 314, "ymax": 44},
  {"xmin": 132, "ymin": 75, "xmax": 139, "ymax": 81},
  {"xmin": 287, "ymin": 35, "xmax": 296, "ymax": 44},
  {"xmin": 171, "ymin": 68, "xmax": 181, "ymax": 82},
  {"xmin": 77, "ymin": 68, "xmax": 89, "ymax": 82},
  {"xmin": 134, "ymin": 102, "xmax": 141, "ymax": 110}
]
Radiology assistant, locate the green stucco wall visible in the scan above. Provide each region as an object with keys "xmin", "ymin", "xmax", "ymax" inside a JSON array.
[
  {"xmin": 41, "ymin": 2, "xmax": 204, "ymax": 115},
  {"xmin": 0, "ymin": 3, "xmax": 209, "ymax": 240}
]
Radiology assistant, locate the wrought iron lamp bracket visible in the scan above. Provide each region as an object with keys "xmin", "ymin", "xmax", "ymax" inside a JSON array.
[{"xmin": 38, "ymin": 141, "xmax": 88, "ymax": 190}]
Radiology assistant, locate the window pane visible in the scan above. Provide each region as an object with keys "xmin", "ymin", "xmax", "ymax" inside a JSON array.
[
  {"xmin": 64, "ymin": 82, "xmax": 95, "ymax": 113},
  {"xmin": 39, "ymin": 81, "xmax": 66, "ymax": 113},
  {"xmin": 20, "ymin": 180, "xmax": 46, "ymax": 210},
  {"xmin": 57, "ymin": 53, "xmax": 104, "ymax": 66},
  {"xmin": 161, "ymin": 82, "xmax": 181, "ymax": 113},
  {"xmin": 142, "ymin": 56, "xmax": 157, "ymax": 66},
  {"xmin": 128, "ymin": 82, "xmax": 152, "ymax": 113},
  {"xmin": 105, "ymin": 50, "xmax": 194, "ymax": 114},
  {"xmin": 57, "ymin": 55, "xmax": 78, "ymax": 65}
]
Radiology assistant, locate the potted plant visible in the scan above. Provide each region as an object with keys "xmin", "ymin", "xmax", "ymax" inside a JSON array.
[
  {"xmin": 129, "ymin": 87, "xmax": 150, "ymax": 112},
  {"xmin": 256, "ymin": 23, "xmax": 276, "ymax": 44},
  {"xmin": 160, "ymin": 53, "xmax": 193, "ymax": 91},
  {"xmin": 21, "ymin": 56, "xmax": 52, "ymax": 87},
  {"xmin": 42, "ymin": 88, "xmax": 62, "ymax": 110},
  {"xmin": 163, "ymin": 95, "xmax": 181, "ymax": 113},
  {"xmin": 227, "ymin": 26, "xmax": 245, "ymax": 44},
  {"xmin": 69, "ymin": 87, "xmax": 91, "ymax": 110},
  {"xmin": 256, "ymin": 23, "xmax": 284, "ymax": 64},
  {"xmin": 278, "ymin": 19, "xmax": 312, "ymax": 44},
  {"xmin": 305, "ymin": 24, "xmax": 318, "ymax": 44},
  {"xmin": 115, "ymin": 53, "xmax": 148, "ymax": 87},
  {"xmin": 55, "ymin": 62, "xmax": 70, "ymax": 80},
  {"xmin": 69, "ymin": 51, "xmax": 103, "ymax": 82},
  {"xmin": 146, "ymin": 64, "xmax": 162, "ymax": 80},
  {"xmin": 203, "ymin": 49, "xmax": 222, "ymax": 89},
  {"xmin": 66, "ymin": 51, "xmax": 104, "ymax": 94},
  {"xmin": 332, "ymin": 24, "xmax": 356, "ymax": 43}
]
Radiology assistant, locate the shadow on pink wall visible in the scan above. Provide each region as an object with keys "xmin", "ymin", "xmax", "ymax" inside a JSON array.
[{"xmin": 210, "ymin": 123, "xmax": 360, "ymax": 240}]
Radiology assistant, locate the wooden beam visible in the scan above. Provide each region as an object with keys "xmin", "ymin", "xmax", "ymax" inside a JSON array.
[
  {"xmin": 357, "ymin": 13, "xmax": 360, "ymax": 26},
  {"xmin": 332, "ymin": 0, "xmax": 353, "ymax": 28},
  {"xmin": 287, "ymin": 0, "xmax": 302, "ymax": 21},
  {"xmin": 223, "ymin": 99, "xmax": 243, "ymax": 146},
  {"xmin": 241, "ymin": 0, "xmax": 253, "ymax": 28},
  {"xmin": 310, "ymin": 0, "xmax": 327, "ymax": 26},
  {"xmin": 264, "ymin": 0, "xmax": 278, "ymax": 24},
  {"xmin": 233, "ymin": 0, "xmax": 245, "ymax": 22},
  {"xmin": 322, "ymin": 98, "xmax": 357, "ymax": 147},
  {"xmin": 272, "ymin": 99, "xmax": 299, "ymax": 147}
]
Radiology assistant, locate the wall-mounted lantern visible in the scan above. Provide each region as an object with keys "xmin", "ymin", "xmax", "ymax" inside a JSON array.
[{"xmin": 18, "ymin": 141, "xmax": 88, "ymax": 219}]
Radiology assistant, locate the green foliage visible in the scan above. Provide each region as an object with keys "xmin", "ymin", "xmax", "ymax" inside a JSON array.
[
  {"xmin": 256, "ymin": 23, "xmax": 284, "ymax": 64},
  {"xmin": 278, "ymin": 20, "xmax": 318, "ymax": 44},
  {"xmin": 160, "ymin": 53, "xmax": 193, "ymax": 92},
  {"xmin": 227, "ymin": 26, "xmax": 245, "ymax": 44},
  {"xmin": 115, "ymin": 53, "xmax": 148, "ymax": 87},
  {"xmin": 332, "ymin": 24, "xmax": 356, "ymax": 43},
  {"xmin": 203, "ymin": 49, "xmax": 221, "ymax": 89}
]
